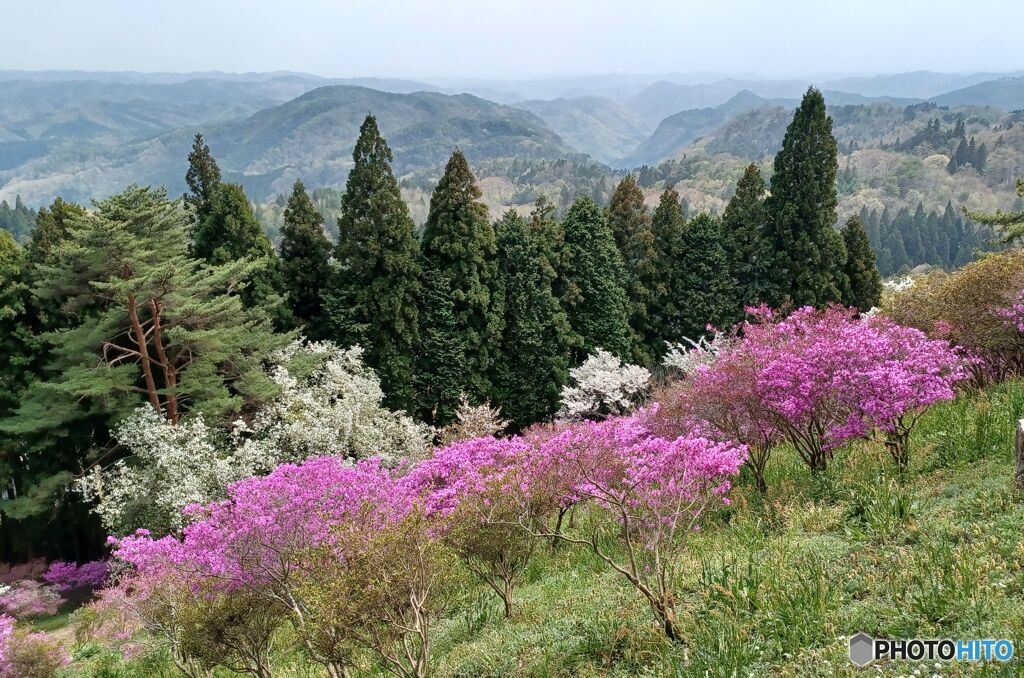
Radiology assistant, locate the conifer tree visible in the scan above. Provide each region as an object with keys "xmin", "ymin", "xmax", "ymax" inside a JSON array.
[
  {"xmin": 560, "ymin": 196, "xmax": 631, "ymax": 363},
  {"xmin": 419, "ymin": 150, "xmax": 500, "ymax": 402},
  {"xmin": 490, "ymin": 211, "xmax": 573, "ymax": 428},
  {"xmin": 606, "ymin": 175, "xmax": 657, "ymax": 363},
  {"xmin": 27, "ymin": 198, "xmax": 86, "ymax": 268},
  {"xmin": 675, "ymin": 214, "xmax": 738, "ymax": 340},
  {"xmin": 18, "ymin": 185, "xmax": 283, "ymax": 427},
  {"xmin": 966, "ymin": 180, "xmax": 1024, "ymax": 243},
  {"xmin": 184, "ymin": 133, "xmax": 222, "ymax": 221},
  {"xmin": 413, "ymin": 266, "xmax": 469, "ymax": 426},
  {"xmin": 279, "ymin": 179, "xmax": 332, "ymax": 333},
  {"xmin": 324, "ymin": 115, "xmax": 421, "ymax": 412},
  {"xmin": 192, "ymin": 182, "xmax": 289, "ymax": 327},
  {"xmin": 839, "ymin": 216, "xmax": 883, "ymax": 312},
  {"xmin": 646, "ymin": 187, "xmax": 687, "ymax": 354},
  {"xmin": 722, "ymin": 164, "xmax": 772, "ymax": 309},
  {"xmin": 763, "ymin": 87, "xmax": 846, "ymax": 307}
]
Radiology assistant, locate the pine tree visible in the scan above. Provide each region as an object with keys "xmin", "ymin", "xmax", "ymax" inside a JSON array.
[
  {"xmin": 18, "ymin": 185, "xmax": 283, "ymax": 427},
  {"xmin": 722, "ymin": 164, "xmax": 772, "ymax": 309},
  {"xmin": 279, "ymin": 179, "xmax": 332, "ymax": 333},
  {"xmin": 490, "ymin": 211, "xmax": 573, "ymax": 429},
  {"xmin": 184, "ymin": 133, "xmax": 222, "ymax": 222},
  {"xmin": 323, "ymin": 115, "xmax": 421, "ymax": 412},
  {"xmin": 419, "ymin": 150, "xmax": 500, "ymax": 403},
  {"xmin": 646, "ymin": 187, "xmax": 687, "ymax": 353},
  {"xmin": 606, "ymin": 175, "xmax": 657, "ymax": 363},
  {"xmin": 966, "ymin": 180, "xmax": 1024, "ymax": 243},
  {"xmin": 560, "ymin": 196, "xmax": 631, "ymax": 363},
  {"xmin": 675, "ymin": 214, "xmax": 738, "ymax": 340},
  {"xmin": 763, "ymin": 87, "xmax": 846, "ymax": 307},
  {"xmin": 839, "ymin": 216, "xmax": 883, "ymax": 312}
]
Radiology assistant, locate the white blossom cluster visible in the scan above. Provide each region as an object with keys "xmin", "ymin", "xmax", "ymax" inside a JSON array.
[
  {"xmin": 77, "ymin": 339, "xmax": 432, "ymax": 535},
  {"xmin": 883, "ymin": 275, "xmax": 916, "ymax": 293},
  {"xmin": 661, "ymin": 330, "xmax": 729, "ymax": 377},
  {"xmin": 557, "ymin": 349, "xmax": 650, "ymax": 421}
]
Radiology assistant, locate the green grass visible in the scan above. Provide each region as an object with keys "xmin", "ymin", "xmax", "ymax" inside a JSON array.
[{"xmin": 62, "ymin": 380, "xmax": 1024, "ymax": 677}]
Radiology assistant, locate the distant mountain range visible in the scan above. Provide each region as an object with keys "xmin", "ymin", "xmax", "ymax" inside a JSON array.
[
  {"xmin": 0, "ymin": 85, "xmax": 578, "ymax": 204},
  {"xmin": 2, "ymin": 69, "xmax": 1024, "ymax": 207},
  {"xmin": 513, "ymin": 97, "xmax": 650, "ymax": 165}
]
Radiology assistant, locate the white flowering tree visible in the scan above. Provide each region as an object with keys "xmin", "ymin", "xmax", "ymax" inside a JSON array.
[
  {"xmin": 77, "ymin": 340, "xmax": 432, "ymax": 535},
  {"xmin": 557, "ymin": 349, "xmax": 650, "ymax": 422},
  {"xmin": 661, "ymin": 330, "xmax": 730, "ymax": 378}
]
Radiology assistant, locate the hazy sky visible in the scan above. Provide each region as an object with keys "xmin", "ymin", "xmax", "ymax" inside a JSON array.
[{"xmin": 7, "ymin": 0, "xmax": 1023, "ymax": 80}]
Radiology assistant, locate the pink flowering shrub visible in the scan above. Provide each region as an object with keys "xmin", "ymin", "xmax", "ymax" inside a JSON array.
[
  {"xmin": 0, "ymin": 581, "xmax": 61, "ymax": 620},
  {"xmin": 401, "ymin": 436, "xmax": 538, "ymax": 617},
  {"xmin": 699, "ymin": 306, "xmax": 966, "ymax": 475},
  {"xmin": 0, "ymin": 561, "xmax": 47, "ymax": 586},
  {"xmin": 43, "ymin": 560, "xmax": 109, "ymax": 594},
  {"xmin": 520, "ymin": 416, "xmax": 745, "ymax": 641},
  {"xmin": 0, "ymin": 620, "xmax": 69, "ymax": 678},
  {"xmin": 0, "ymin": 615, "xmax": 11, "ymax": 670},
  {"xmin": 112, "ymin": 410, "xmax": 745, "ymax": 654}
]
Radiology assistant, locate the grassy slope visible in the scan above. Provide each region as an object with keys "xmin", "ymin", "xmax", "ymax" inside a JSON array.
[{"xmin": 66, "ymin": 381, "xmax": 1024, "ymax": 677}]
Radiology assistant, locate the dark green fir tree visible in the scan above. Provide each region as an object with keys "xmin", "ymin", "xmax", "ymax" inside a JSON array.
[
  {"xmin": 606, "ymin": 175, "xmax": 657, "ymax": 364},
  {"xmin": 675, "ymin": 214, "xmax": 738, "ymax": 339},
  {"xmin": 646, "ymin": 187, "xmax": 687, "ymax": 355},
  {"xmin": 279, "ymin": 179, "xmax": 332, "ymax": 334},
  {"xmin": 490, "ymin": 210, "xmax": 573, "ymax": 429},
  {"xmin": 763, "ymin": 87, "xmax": 846, "ymax": 307},
  {"xmin": 839, "ymin": 216, "xmax": 883, "ymax": 313},
  {"xmin": 559, "ymin": 196, "xmax": 632, "ymax": 363},
  {"xmin": 184, "ymin": 132, "xmax": 222, "ymax": 222},
  {"xmin": 323, "ymin": 115, "xmax": 421, "ymax": 412},
  {"xmin": 418, "ymin": 150, "xmax": 500, "ymax": 405},
  {"xmin": 722, "ymin": 164, "xmax": 772, "ymax": 309}
]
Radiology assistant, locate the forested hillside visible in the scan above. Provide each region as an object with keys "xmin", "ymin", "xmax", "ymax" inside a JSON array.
[{"xmin": 3, "ymin": 49, "xmax": 1024, "ymax": 677}]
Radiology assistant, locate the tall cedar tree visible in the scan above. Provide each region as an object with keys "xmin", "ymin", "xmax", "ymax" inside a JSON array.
[
  {"xmin": 413, "ymin": 266, "xmax": 470, "ymax": 426},
  {"xmin": 490, "ymin": 211, "xmax": 573, "ymax": 429},
  {"xmin": 646, "ymin": 188, "xmax": 688, "ymax": 356},
  {"xmin": 722, "ymin": 164, "xmax": 772, "ymax": 309},
  {"xmin": 184, "ymin": 133, "xmax": 222, "ymax": 222},
  {"xmin": 675, "ymin": 214, "xmax": 739, "ymax": 339},
  {"xmin": 279, "ymin": 179, "xmax": 332, "ymax": 334},
  {"xmin": 763, "ymin": 88, "xmax": 846, "ymax": 307},
  {"xmin": 560, "ymin": 197, "xmax": 632, "ymax": 363},
  {"xmin": 419, "ymin": 150, "xmax": 500, "ymax": 405},
  {"xmin": 192, "ymin": 182, "xmax": 290, "ymax": 328},
  {"xmin": 606, "ymin": 175, "xmax": 657, "ymax": 364},
  {"xmin": 839, "ymin": 216, "xmax": 883, "ymax": 312},
  {"xmin": 324, "ymin": 115, "xmax": 421, "ymax": 412}
]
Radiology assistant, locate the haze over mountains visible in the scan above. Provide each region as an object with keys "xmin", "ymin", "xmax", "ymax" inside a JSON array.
[{"xmin": 1, "ymin": 69, "xmax": 1024, "ymax": 207}]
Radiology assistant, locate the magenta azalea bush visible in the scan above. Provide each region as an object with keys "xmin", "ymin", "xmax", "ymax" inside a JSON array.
[
  {"xmin": 669, "ymin": 305, "xmax": 966, "ymax": 475},
  {"xmin": 0, "ymin": 615, "xmax": 11, "ymax": 669},
  {"xmin": 43, "ymin": 560, "xmax": 109, "ymax": 594},
  {"xmin": 76, "ymin": 303, "xmax": 974, "ymax": 670},
  {"xmin": 0, "ymin": 580, "xmax": 61, "ymax": 620},
  {"xmin": 112, "ymin": 414, "xmax": 744, "ymax": 657}
]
